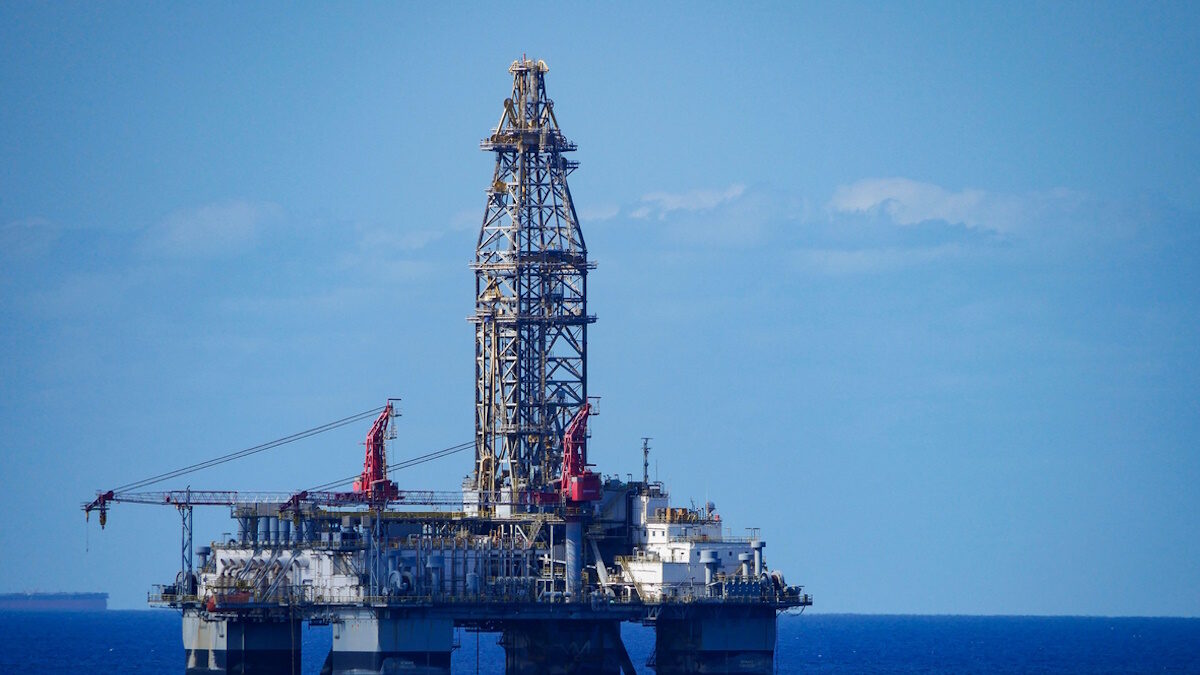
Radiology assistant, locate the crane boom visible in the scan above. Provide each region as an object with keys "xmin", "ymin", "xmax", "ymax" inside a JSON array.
[
  {"xmin": 353, "ymin": 401, "xmax": 399, "ymax": 501},
  {"xmin": 83, "ymin": 400, "xmax": 410, "ymax": 527},
  {"xmin": 561, "ymin": 403, "xmax": 601, "ymax": 502},
  {"xmin": 84, "ymin": 488, "xmax": 469, "ymax": 527}
]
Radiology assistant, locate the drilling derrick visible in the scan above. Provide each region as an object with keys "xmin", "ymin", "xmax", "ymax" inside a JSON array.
[{"xmin": 472, "ymin": 57, "xmax": 595, "ymax": 514}]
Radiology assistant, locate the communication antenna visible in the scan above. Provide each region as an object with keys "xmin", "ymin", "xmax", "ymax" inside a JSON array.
[{"xmin": 641, "ymin": 437, "xmax": 652, "ymax": 485}]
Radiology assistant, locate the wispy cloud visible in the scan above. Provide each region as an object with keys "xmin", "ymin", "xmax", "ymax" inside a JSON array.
[
  {"xmin": 805, "ymin": 177, "xmax": 1043, "ymax": 274},
  {"xmin": 829, "ymin": 178, "xmax": 994, "ymax": 229},
  {"xmin": 139, "ymin": 200, "xmax": 283, "ymax": 257},
  {"xmin": 827, "ymin": 177, "xmax": 1093, "ymax": 241},
  {"xmin": 578, "ymin": 204, "xmax": 620, "ymax": 222},
  {"xmin": 608, "ymin": 183, "xmax": 784, "ymax": 248},
  {"xmin": 1, "ymin": 217, "xmax": 60, "ymax": 261},
  {"xmin": 555, "ymin": 177, "xmax": 1098, "ymax": 275},
  {"xmin": 631, "ymin": 184, "xmax": 746, "ymax": 220},
  {"xmin": 332, "ymin": 219, "xmax": 452, "ymax": 284}
]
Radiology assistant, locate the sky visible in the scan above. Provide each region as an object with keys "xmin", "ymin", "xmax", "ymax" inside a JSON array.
[{"xmin": 1, "ymin": 2, "xmax": 1198, "ymax": 615}]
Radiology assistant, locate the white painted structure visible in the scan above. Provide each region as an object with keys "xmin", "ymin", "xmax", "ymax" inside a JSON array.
[{"xmin": 619, "ymin": 486, "xmax": 766, "ymax": 602}]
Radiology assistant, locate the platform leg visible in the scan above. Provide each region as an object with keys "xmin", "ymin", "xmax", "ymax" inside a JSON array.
[
  {"xmin": 502, "ymin": 619, "xmax": 625, "ymax": 675},
  {"xmin": 183, "ymin": 609, "xmax": 301, "ymax": 675},
  {"xmin": 326, "ymin": 609, "xmax": 452, "ymax": 675},
  {"xmin": 652, "ymin": 607, "xmax": 776, "ymax": 675}
]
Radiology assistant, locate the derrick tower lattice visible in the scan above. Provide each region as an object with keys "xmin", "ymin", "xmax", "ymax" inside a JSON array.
[{"xmin": 471, "ymin": 58, "xmax": 595, "ymax": 514}]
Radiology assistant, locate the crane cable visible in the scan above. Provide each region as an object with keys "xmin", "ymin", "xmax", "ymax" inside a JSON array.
[
  {"xmin": 303, "ymin": 440, "xmax": 475, "ymax": 492},
  {"xmin": 111, "ymin": 406, "xmax": 387, "ymax": 493}
]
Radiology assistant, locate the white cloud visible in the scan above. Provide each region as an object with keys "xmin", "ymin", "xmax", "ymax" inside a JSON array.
[
  {"xmin": 830, "ymin": 178, "xmax": 994, "ymax": 229},
  {"xmin": 828, "ymin": 178, "xmax": 1093, "ymax": 238},
  {"xmin": 140, "ymin": 200, "xmax": 283, "ymax": 257},
  {"xmin": 631, "ymin": 184, "xmax": 746, "ymax": 220}
]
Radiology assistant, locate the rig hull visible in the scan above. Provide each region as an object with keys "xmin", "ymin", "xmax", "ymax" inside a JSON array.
[{"xmin": 159, "ymin": 481, "xmax": 809, "ymax": 674}]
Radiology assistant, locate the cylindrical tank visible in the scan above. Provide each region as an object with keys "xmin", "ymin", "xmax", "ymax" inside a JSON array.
[
  {"xmin": 699, "ymin": 549, "xmax": 718, "ymax": 588},
  {"xmin": 427, "ymin": 553, "xmax": 443, "ymax": 595},
  {"xmin": 751, "ymin": 540, "xmax": 765, "ymax": 577},
  {"xmin": 466, "ymin": 572, "xmax": 480, "ymax": 595},
  {"xmin": 565, "ymin": 520, "xmax": 583, "ymax": 600},
  {"xmin": 280, "ymin": 518, "xmax": 292, "ymax": 544},
  {"xmin": 738, "ymin": 552, "xmax": 753, "ymax": 578}
]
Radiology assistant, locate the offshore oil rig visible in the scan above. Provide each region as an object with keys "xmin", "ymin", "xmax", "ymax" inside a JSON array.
[{"xmin": 84, "ymin": 58, "xmax": 811, "ymax": 675}]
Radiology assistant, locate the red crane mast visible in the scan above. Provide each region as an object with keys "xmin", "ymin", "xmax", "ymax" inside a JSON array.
[
  {"xmin": 353, "ymin": 402, "xmax": 399, "ymax": 502},
  {"xmin": 561, "ymin": 403, "xmax": 601, "ymax": 502}
]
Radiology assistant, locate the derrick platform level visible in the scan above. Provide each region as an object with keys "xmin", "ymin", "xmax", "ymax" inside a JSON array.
[{"xmin": 84, "ymin": 58, "xmax": 811, "ymax": 675}]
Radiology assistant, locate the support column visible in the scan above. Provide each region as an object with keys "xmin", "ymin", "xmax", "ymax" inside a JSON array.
[
  {"xmin": 183, "ymin": 609, "xmax": 301, "ymax": 675},
  {"xmin": 565, "ymin": 520, "xmax": 583, "ymax": 599},
  {"xmin": 325, "ymin": 609, "xmax": 452, "ymax": 675},
  {"xmin": 502, "ymin": 620, "xmax": 631, "ymax": 675},
  {"xmin": 653, "ymin": 607, "xmax": 776, "ymax": 675}
]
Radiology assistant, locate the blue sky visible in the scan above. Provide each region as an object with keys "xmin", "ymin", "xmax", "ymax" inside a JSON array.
[{"xmin": 1, "ymin": 3, "xmax": 1198, "ymax": 615}]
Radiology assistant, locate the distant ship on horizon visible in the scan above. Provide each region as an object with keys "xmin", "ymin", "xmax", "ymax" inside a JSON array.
[{"xmin": 0, "ymin": 592, "xmax": 108, "ymax": 611}]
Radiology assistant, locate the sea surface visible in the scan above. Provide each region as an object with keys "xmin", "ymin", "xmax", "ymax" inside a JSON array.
[{"xmin": 1, "ymin": 610, "xmax": 1198, "ymax": 673}]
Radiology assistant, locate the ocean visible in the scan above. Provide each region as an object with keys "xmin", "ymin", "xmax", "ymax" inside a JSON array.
[{"xmin": 1, "ymin": 611, "xmax": 1198, "ymax": 673}]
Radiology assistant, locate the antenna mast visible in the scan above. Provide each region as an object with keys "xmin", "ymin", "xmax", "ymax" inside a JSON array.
[{"xmin": 641, "ymin": 437, "xmax": 652, "ymax": 485}]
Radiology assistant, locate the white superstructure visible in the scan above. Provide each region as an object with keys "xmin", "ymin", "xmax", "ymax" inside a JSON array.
[{"xmin": 619, "ymin": 485, "xmax": 774, "ymax": 602}]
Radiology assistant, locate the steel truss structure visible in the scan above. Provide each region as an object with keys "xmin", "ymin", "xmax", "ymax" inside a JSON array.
[{"xmin": 471, "ymin": 58, "xmax": 595, "ymax": 513}]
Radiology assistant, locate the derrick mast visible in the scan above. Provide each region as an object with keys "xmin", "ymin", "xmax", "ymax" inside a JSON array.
[{"xmin": 471, "ymin": 58, "xmax": 595, "ymax": 514}]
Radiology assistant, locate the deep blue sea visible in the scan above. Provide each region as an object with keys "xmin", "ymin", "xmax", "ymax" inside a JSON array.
[{"xmin": 1, "ymin": 611, "xmax": 1198, "ymax": 673}]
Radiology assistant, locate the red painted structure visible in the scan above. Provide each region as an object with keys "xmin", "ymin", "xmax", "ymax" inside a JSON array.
[
  {"xmin": 561, "ymin": 403, "xmax": 601, "ymax": 502},
  {"xmin": 353, "ymin": 402, "xmax": 399, "ymax": 501}
]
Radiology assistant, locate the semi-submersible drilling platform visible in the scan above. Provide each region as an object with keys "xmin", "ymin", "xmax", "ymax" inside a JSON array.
[{"xmin": 84, "ymin": 58, "xmax": 811, "ymax": 675}]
